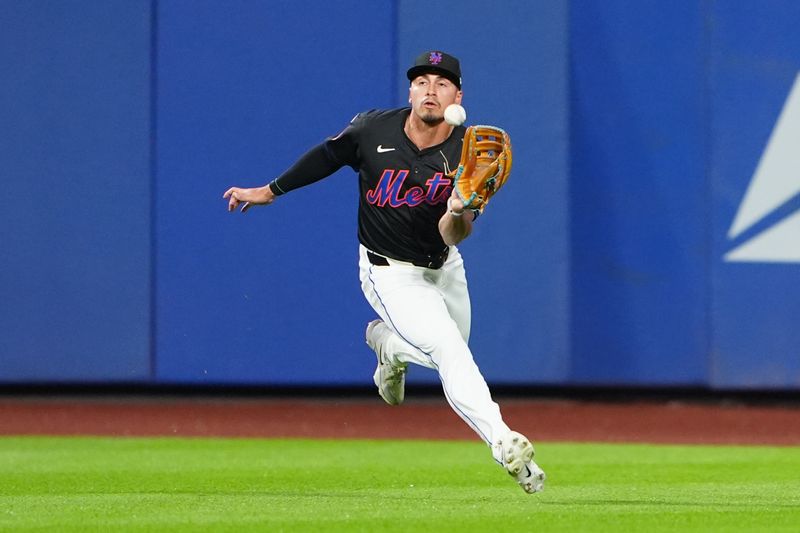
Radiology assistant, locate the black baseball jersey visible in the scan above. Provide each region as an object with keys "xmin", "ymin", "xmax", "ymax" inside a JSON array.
[
  {"xmin": 327, "ymin": 108, "xmax": 467, "ymax": 264},
  {"xmin": 270, "ymin": 107, "xmax": 468, "ymax": 265}
]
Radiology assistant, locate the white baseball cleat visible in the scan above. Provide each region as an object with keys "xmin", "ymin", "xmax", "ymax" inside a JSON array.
[
  {"xmin": 365, "ymin": 319, "xmax": 407, "ymax": 406},
  {"xmin": 497, "ymin": 431, "xmax": 546, "ymax": 494}
]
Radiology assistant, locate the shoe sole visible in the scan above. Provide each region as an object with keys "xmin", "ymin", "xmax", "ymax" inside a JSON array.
[
  {"xmin": 502, "ymin": 431, "xmax": 534, "ymax": 475},
  {"xmin": 501, "ymin": 431, "xmax": 546, "ymax": 493}
]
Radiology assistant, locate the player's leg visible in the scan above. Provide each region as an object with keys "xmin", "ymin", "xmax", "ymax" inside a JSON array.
[
  {"xmin": 359, "ymin": 246, "xmax": 510, "ymax": 446},
  {"xmin": 359, "ymin": 246, "xmax": 545, "ymax": 492},
  {"xmin": 359, "ymin": 248, "xmax": 439, "ymax": 371},
  {"xmin": 438, "ymin": 247, "xmax": 471, "ymax": 343},
  {"xmin": 359, "ymin": 247, "xmax": 434, "ymax": 405},
  {"xmin": 438, "ymin": 248, "xmax": 546, "ymax": 494}
]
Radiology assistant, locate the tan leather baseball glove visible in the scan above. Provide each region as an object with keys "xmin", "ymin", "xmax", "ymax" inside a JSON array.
[{"xmin": 451, "ymin": 125, "xmax": 513, "ymax": 212}]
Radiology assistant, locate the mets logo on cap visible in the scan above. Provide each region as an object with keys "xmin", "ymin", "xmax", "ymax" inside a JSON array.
[{"xmin": 428, "ymin": 52, "xmax": 443, "ymax": 65}]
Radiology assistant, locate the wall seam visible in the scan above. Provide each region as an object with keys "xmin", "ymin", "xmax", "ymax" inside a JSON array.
[
  {"xmin": 703, "ymin": 0, "xmax": 715, "ymax": 389},
  {"xmin": 391, "ymin": 0, "xmax": 399, "ymax": 104},
  {"xmin": 148, "ymin": 0, "xmax": 159, "ymax": 382}
]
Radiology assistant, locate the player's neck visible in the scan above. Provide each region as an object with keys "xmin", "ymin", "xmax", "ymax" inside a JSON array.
[{"xmin": 404, "ymin": 114, "xmax": 453, "ymax": 151}]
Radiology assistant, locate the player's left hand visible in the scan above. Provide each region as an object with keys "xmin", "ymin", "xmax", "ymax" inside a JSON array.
[{"xmin": 223, "ymin": 185, "xmax": 275, "ymax": 213}]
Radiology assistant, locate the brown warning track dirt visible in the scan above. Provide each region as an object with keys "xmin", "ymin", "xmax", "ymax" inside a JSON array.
[{"xmin": 2, "ymin": 395, "xmax": 799, "ymax": 445}]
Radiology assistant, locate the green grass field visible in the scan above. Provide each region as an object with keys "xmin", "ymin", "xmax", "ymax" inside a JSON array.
[{"xmin": 1, "ymin": 436, "xmax": 798, "ymax": 532}]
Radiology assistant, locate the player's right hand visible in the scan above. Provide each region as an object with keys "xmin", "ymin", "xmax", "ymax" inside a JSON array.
[{"xmin": 223, "ymin": 185, "xmax": 275, "ymax": 213}]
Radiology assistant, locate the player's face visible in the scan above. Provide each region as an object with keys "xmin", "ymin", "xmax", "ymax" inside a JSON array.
[{"xmin": 409, "ymin": 74, "xmax": 463, "ymax": 125}]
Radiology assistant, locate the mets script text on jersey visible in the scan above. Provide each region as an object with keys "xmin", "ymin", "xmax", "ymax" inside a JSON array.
[{"xmin": 366, "ymin": 170, "xmax": 452, "ymax": 208}]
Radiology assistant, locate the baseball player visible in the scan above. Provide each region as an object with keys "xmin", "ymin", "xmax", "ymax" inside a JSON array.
[{"xmin": 224, "ymin": 50, "xmax": 545, "ymax": 493}]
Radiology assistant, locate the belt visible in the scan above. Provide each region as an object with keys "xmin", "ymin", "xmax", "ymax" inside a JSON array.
[{"xmin": 367, "ymin": 249, "xmax": 449, "ymax": 270}]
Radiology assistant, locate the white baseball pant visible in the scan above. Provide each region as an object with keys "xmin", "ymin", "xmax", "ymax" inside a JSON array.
[{"xmin": 358, "ymin": 244, "xmax": 511, "ymax": 452}]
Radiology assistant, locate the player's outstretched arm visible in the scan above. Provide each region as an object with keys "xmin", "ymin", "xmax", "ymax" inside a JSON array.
[{"xmin": 223, "ymin": 185, "xmax": 276, "ymax": 213}]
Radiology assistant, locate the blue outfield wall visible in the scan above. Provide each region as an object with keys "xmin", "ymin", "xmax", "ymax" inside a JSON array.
[
  {"xmin": 154, "ymin": 0, "xmax": 398, "ymax": 385},
  {"xmin": 0, "ymin": 1, "xmax": 152, "ymax": 382},
  {"xmin": 708, "ymin": 2, "xmax": 800, "ymax": 388},
  {"xmin": 568, "ymin": 1, "xmax": 710, "ymax": 385},
  {"xmin": 1, "ymin": 1, "xmax": 798, "ymax": 390},
  {"xmin": 569, "ymin": 0, "xmax": 800, "ymax": 389}
]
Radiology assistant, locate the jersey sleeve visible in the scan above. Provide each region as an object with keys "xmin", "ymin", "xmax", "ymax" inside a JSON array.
[
  {"xmin": 268, "ymin": 110, "xmax": 373, "ymax": 196},
  {"xmin": 322, "ymin": 110, "xmax": 378, "ymax": 169}
]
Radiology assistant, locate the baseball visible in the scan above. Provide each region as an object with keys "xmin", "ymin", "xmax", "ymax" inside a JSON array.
[{"xmin": 444, "ymin": 104, "xmax": 466, "ymax": 126}]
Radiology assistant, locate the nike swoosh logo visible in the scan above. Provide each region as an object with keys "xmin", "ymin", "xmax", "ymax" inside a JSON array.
[{"xmin": 377, "ymin": 145, "xmax": 396, "ymax": 153}]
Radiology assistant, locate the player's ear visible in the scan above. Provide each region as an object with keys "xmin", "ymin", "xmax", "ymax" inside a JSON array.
[{"xmin": 455, "ymin": 90, "xmax": 463, "ymax": 105}]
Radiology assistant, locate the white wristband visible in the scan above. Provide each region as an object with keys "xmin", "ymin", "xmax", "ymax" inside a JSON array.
[{"xmin": 447, "ymin": 197, "xmax": 464, "ymax": 217}]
